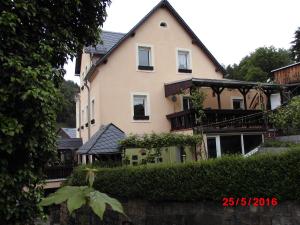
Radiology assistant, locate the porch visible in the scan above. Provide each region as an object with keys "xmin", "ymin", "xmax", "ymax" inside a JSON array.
[
  {"xmin": 164, "ymin": 78, "xmax": 281, "ymax": 132},
  {"xmin": 166, "ymin": 109, "xmax": 267, "ymax": 132}
]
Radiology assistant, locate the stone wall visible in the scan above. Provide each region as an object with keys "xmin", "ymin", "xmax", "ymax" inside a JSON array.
[
  {"xmin": 276, "ymin": 135, "xmax": 300, "ymax": 143},
  {"xmin": 58, "ymin": 200, "xmax": 300, "ymax": 225}
]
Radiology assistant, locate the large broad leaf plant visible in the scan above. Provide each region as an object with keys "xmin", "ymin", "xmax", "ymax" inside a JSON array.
[{"xmin": 40, "ymin": 169, "xmax": 125, "ymax": 220}]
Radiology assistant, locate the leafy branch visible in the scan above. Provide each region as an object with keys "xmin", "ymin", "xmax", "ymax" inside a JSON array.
[
  {"xmin": 190, "ymin": 88, "xmax": 206, "ymax": 123},
  {"xmin": 39, "ymin": 168, "xmax": 125, "ymax": 220},
  {"xmin": 119, "ymin": 133, "xmax": 202, "ymax": 149}
]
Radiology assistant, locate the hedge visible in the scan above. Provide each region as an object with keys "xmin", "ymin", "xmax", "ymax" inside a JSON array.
[{"xmin": 69, "ymin": 148, "xmax": 300, "ymax": 202}]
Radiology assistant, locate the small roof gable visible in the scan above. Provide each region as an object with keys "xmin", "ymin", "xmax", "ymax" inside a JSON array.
[
  {"xmin": 84, "ymin": 31, "xmax": 125, "ymax": 55},
  {"xmin": 57, "ymin": 138, "xmax": 82, "ymax": 150},
  {"xmin": 164, "ymin": 78, "xmax": 282, "ymax": 97},
  {"xmin": 57, "ymin": 128, "xmax": 77, "ymax": 139},
  {"xmin": 85, "ymin": 0, "xmax": 226, "ymax": 81},
  {"xmin": 77, "ymin": 123, "xmax": 125, "ymax": 155},
  {"xmin": 271, "ymin": 62, "xmax": 300, "ymax": 73},
  {"xmin": 62, "ymin": 128, "xmax": 77, "ymax": 138}
]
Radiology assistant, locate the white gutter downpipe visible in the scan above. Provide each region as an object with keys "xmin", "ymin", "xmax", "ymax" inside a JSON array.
[{"xmin": 84, "ymin": 81, "xmax": 91, "ymax": 140}]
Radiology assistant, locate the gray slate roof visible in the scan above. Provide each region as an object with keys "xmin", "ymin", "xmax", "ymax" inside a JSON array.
[
  {"xmin": 77, "ymin": 123, "xmax": 125, "ymax": 155},
  {"xmin": 61, "ymin": 128, "xmax": 77, "ymax": 138},
  {"xmin": 57, "ymin": 138, "xmax": 83, "ymax": 150},
  {"xmin": 84, "ymin": 31, "xmax": 125, "ymax": 55}
]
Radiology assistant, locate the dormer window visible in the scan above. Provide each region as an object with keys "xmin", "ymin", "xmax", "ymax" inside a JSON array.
[
  {"xmin": 160, "ymin": 22, "xmax": 167, "ymax": 28},
  {"xmin": 137, "ymin": 45, "xmax": 154, "ymax": 71},
  {"xmin": 177, "ymin": 49, "xmax": 192, "ymax": 73}
]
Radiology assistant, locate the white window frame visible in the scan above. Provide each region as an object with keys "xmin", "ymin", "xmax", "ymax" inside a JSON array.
[
  {"xmin": 131, "ymin": 92, "xmax": 151, "ymax": 122},
  {"xmin": 81, "ymin": 109, "xmax": 85, "ymax": 125},
  {"xmin": 91, "ymin": 98, "xmax": 95, "ymax": 125},
  {"xmin": 206, "ymin": 135, "xmax": 221, "ymax": 158},
  {"xmin": 231, "ymin": 96, "xmax": 244, "ymax": 109},
  {"xmin": 159, "ymin": 20, "xmax": 169, "ymax": 29},
  {"xmin": 176, "ymin": 48, "xmax": 192, "ymax": 73},
  {"xmin": 181, "ymin": 95, "xmax": 192, "ymax": 111},
  {"xmin": 136, "ymin": 44, "xmax": 155, "ymax": 72},
  {"xmin": 85, "ymin": 105, "xmax": 88, "ymax": 124}
]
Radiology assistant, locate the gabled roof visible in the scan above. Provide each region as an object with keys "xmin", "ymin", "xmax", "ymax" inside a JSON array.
[
  {"xmin": 57, "ymin": 138, "xmax": 82, "ymax": 150},
  {"xmin": 271, "ymin": 62, "xmax": 300, "ymax": 73},
  {"xmin": 77, "ymin": 123, "xmax": 125, "ymax": 155},
  {"xmin": 84, "ymin": 31, "xmax": 125, "ymax": 55},
  {"xmin": 164, "ymin": 78, "xmax": 282, "ymax": 97},
  {"xmin": 84, "ymin": 0, "xmax": 226, "ymax": 81},
  {"xmin": 57, "ymin": 128, "xmax": 77, "ymax": 139}
]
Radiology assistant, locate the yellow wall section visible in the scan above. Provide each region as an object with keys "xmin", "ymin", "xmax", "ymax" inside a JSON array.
[
  {"xmin": 125, "ymin": 146, "xmax": 195, "ymax": 165},
  {"xmin": 78, "ymin": 7, "xmax": 224, "ymax": 142}
]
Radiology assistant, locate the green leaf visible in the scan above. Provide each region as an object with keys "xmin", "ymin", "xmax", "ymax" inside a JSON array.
[
  {"xmin": 40, "ymin": 186, "xmax": 88, "ymax": 206},
  {"xmin": 89, "ymin": 191, "xmax": 106, "ymax": 219},
  {"xmin": 89, "ymin": 191, "xmax": 124, "ymax": 220},
  {"xmin": 67, "ymin": 192, "xmax": 86, "ymax": 214}
]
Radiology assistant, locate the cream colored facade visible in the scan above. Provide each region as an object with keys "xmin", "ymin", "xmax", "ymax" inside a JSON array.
[{"xmin": 76, "ymin": 5, "xmax": 263, "ymax": 143}]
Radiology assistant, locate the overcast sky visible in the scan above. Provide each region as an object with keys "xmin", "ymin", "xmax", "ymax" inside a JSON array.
[{"xmin": 64, "ymin": 0, "xmax": 300, "ymax": 84}]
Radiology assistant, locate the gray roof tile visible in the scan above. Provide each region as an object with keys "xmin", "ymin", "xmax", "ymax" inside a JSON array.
[
  {"xmin": 77, "ymin": 123, "xmax": 125, "ymax": 155},
  {"xmin": 57, "ymin": 138, "xmax": 83, "ymax": 150},
  {"xmin": 61, "ymin": 128, "xmax": 77, "ymax": 138},
  {"xmin": 84, "ymin": 31, "xmax": 125, "ymax": 55}
]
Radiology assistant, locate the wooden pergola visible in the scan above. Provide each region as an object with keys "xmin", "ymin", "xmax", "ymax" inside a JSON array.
[{"xmin": 164, "ymin": 78, "xmax": 283, "ymax": 110}]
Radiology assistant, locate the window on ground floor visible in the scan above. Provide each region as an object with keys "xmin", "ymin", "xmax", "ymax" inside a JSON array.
[
  {"xmin": 243, "ymin": 134, "xmax": 262, "ymax": 154},
  {"xmin": 232, "ymin": 98, "xmax": 244, "ymax": 110},
  {"xmin": 207, "ymin": 137, "xmax": 217, "ymax": 158},
  {"xmin": 133, "ymin": 94, "xmax": 149, "ymax": 120},
  {"xmin": 182, "ymin": 96, "xmax": 193, "ymax": 111},
  {"xmin": 220, "ymin": 135, "xmax": 242, "ymax": 155}
]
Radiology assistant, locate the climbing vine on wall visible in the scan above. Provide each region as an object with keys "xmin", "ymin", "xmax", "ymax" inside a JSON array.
[
  {"xmin": 190, "ymin": 88, "xmax": 206, "ymax": 123},
  {"xmin": 119, "ymin": 133, "xmax": 202, "ymax": 149}
]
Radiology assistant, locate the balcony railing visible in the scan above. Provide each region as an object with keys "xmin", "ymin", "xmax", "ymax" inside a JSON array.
[
  {"xmin": 166, "ymin": 109, "xmax": 267, "ymax": 131},
  {"xmin": 45, "ymin": 165, "xmax": 74, "ymax": 180}
]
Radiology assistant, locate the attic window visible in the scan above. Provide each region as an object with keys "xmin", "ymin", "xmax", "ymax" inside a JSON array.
[{"xmin": 160, "ymin": 22, "xmax": 167, "ymax": 28}]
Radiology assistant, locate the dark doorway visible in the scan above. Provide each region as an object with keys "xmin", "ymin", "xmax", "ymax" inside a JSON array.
[
  {"xmin": 243, "ymin": 135, "xmax": 263, "ymax": 154},
  {"xmin": 207, "ymin": 137, "xmax": 217, "ymax": 158},
  {"xmin": 220, "ymin": 135, "xmax": 242, "ymax": 155}
]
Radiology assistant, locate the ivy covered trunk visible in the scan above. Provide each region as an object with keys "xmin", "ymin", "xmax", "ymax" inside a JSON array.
[{"xmin": 0, "ymin": 0, "xmax": 111, "ymax": 224}]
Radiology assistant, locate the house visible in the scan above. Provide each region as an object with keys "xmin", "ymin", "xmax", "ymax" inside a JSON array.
[
  {"xmin": 75, "ymin": 0, "xmax": 281, "ymax": 164},
  {"xmin": 77, "ymin": 123, "xmax": 125, "ymax": 164},
  {"xmin": 56, "ymin": 128, "xmax": 82, "ymax": 165},
  {"xmin": 271, "ymin": 62, "xmax": 300, "ymax": 100},
  {"xmin": 44, "ymin": 129, "xmax": 82, "ymax": 189}
]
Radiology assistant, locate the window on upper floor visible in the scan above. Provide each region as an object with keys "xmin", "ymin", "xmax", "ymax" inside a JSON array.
[
  {"xmin": 182, "ymin": 96, "xmax": 193, "ymax": 111},
  {"xmin": 177, "ymin": 50, "xmax": 192, "ymax": 73},
  {"xmin": 137, "ymin": 46, "xmax": 154, "ymax": 71},
  {"xmin": 85, "ymin": 105, "xmax": 88, "ymax": 126},
  {"xmin": 232, "ymin": 98, "xmax": 244, "ymax": 110},
  {"xmin": 133, "ymin": 94, "xmax": 149, "ymax": 120},
  {"xmin": 81, "ymin": 109, "xmax": 84, "ymax": 126},
  {"xmin": 91, "ymin": 99, "xmax": 95, "ymax": 124}
]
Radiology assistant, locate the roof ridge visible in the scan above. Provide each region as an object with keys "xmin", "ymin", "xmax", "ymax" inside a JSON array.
[
  {"xmin": 102, "ymin": 30, "xmax": 126, "ymax": 35},
  {"xmin": 85, "ymin": 0, "xmax": 225, "ymax": 81},
  {"xmin": 108, "ymin": 122, "xmax": 125, "ymax": 134},
  {"xmin": 271, "ymin": 62, "xmax": 300, "ymax": 73},
  {"xmin": 85, "ymin": 124, "xmax": 111, "ymax": 154}
]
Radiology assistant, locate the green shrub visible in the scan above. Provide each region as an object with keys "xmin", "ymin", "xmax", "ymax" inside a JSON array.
[
  {"xmin": 69, "ymin": 148, "xmax": 300, "ymax": 202},
  {"xmin": 262, "ymin": 140, "xmax": 296, "ymax": 148}
]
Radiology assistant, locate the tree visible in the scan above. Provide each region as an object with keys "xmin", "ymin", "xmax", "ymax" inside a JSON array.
[
  {"xmin": 40, "ymin": 169, "xmax": 125, "ymax": 221},
  {"xmin": 291, "ymin": 27, "xmax": 300, "ymax": 62},
  {"xmin": 269, "ymin": 96, "xmax": 300, "ymax": 134},
  {"xmin": 57, "ymin": 80, "xmax": 79, "ymax": 128},
  {"xmin": 226, "ymin": 46, "xmax": 293, "ymax": 82},
  {"xmin": 0, "ymin": 1, "xmax": 110, "ymax": 224}
]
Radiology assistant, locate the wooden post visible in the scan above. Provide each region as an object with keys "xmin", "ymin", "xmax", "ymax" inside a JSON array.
[
  {"xmin": 238, "ymin": 88, "xmax": 251, "ymax": 110},
  {"xmin": 211, "ymin": 87, "xmax": 225, "ymax": 109},
  {"xmin": 262, "ymin": 90, "xmax": 272, "ymax": 110}
]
